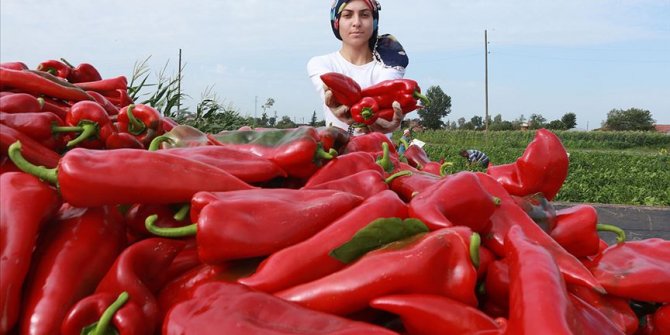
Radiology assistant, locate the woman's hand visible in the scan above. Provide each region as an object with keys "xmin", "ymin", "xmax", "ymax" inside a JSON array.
[
  {"xmin": 324, "ymin": 85, "xmax": 353, "ymax": 125},
  {"xmin": 367, "ymin": 101, "xmax": 404, "ymax": 133}
]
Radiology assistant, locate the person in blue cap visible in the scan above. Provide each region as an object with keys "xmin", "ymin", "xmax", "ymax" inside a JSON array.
[{"xmin": 307, "ymin": 0, "xmax": 409, "ymax": 136}]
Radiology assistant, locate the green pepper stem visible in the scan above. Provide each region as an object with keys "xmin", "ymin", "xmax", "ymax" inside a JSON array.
[
  {"xmin": 37, "ymin": 97, "xmax": 45, "ymax": 109},
  {"xmin": 385, "ymin": 170, "xmax": 411, "ymax": 184},
  {"xmin": 314, "ymin": 145, "xmax": 336, "ymax": 160},
  {"xmin": 125, "ymin": 105, "xmax": 146, "ymax": 135},
  {"xmin": 88, "ymin": 291, "xmax": 129, "ymax": 335},
  {"xmin": 376, "ymin": 142, "xmax": 393, "ymax": 173},
  {"xmin": 470, "ymin": 232, "xmax": 481, "ymax": 268},
  {"xmin": 7, "ymin": 141, "xmax": 59, "ymax": 185},
  {"xmin": 439, "ymin": 161, "xmax": 453, "ymax": 176},
  {"xmin": 414, "ymin": 91, "xmax": 430, "ymax": 107},
  {"xmin": 492, "ymin": 196, "xmax": 502, "ymax": 206},
  {"xmin": 361, "ymin": 108, "xmax": 374, "ymax": 120},
  {"xmin": 65, "ymin": 122, "xmax": 98, "ymax": 148},
  {"xmin": 60, "ymin": 57, "xmax": 75, "ymax": 68},
  {"xmin": 173, "ymin": 204, "xmax": 190, "ymax": 221},
  {"xmin": 145, "ymin": 214, "xmax": 197, "ymax": 237},
  {"xmin": 597, "ymin": 223, "xmax": 626, "ymax": 243},
  {"xmin": 148, "ymin": 135, "xmax": 175, "ymax": 151},
  {"xmin": 51, "ymin": 125, "xmax": 84, "ymax": 134}
]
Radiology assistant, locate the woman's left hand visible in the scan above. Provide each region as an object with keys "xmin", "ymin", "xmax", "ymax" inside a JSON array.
[{"xmin": 367, "ymin": 101, "xmax": 404, "ymax": 133}]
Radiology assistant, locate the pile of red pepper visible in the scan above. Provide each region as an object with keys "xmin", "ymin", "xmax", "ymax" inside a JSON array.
[
  {"xmin": 1, "ymin": 59, "xmax": 669, "ymax": 335},
  {"xmin": 320, "ymin": 72, "xmax": 430, "ymax": 127}
]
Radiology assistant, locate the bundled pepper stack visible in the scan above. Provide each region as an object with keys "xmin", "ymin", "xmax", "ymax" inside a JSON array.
[
  {"xmin": 1, "ymin": 60, "xmax": 669, "ymax": 335},
  {"xmin": 320, "ymin": 72, "xmax": 430, "ymax": 127}
]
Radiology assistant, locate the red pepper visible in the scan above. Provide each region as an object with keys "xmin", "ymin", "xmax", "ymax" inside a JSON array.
[
  {"xmin": 476, "ymin": 172, "xmax": 605, "ymax": 293},
  {"xmin": 60, "ymin": 58, "xmax": 103, "ymax": 83},
  {"xmin": 87, "ymin": 90, "xmax": 120, "ymax": 115},
  {"xmin": 146, "ymin": 188, "xmax": 363, "ymax": 262},
  {"xmin": 18, "ymin": 205, "xmax": 126, "ymax": 335},
  {"xmin": 116, "ymin": 104, "xmax": 163, "ymax": 146},
  {"xmin": 316, "ymin": 126, "xmax": 350, "ymax": 153},
  {"xmin": 0, "ymin": 125, "xmax": 61, "ymax": 168},
  {"xmin": 587, "ymin": 238, "xmax": 670, "ymax": 303},
  {"xmin": 0, "ymin": 111, "xmax": 67, "ymax": 150},
  {"xmin": 408, "ymin": 171, "xmax": 499, "ymax": 232},
  {"xmin": 361, "ymin": 78, "xmax": 430, "ymax": 111},
  {"xmin": 350, "ymin": 96, "xmax": 380, "ymax": 125},
  {"xmin": 303, "ymin": 169, "xmax": 409, "ymax": 199},
  {"xmin": 148, "ymin": 143, "xmax": 288, "ymax": 184},
  {"xmin": 569, "ymin": 292, "xmax": 629, "ymax": 335},
  {"xmin": 342, "ymin": 131, "xmax": 397, "ymax": 155},
  {"xmin": 239, "ymin": 190, "xmax": 408, "ymax": 293},
  {"xmin": 36, "ymin": 59, "xmax": 71, "ymax": 79},
  {"xmin": 550, "ymin": 204, "xmax": 626, "ymax": 258},
  {"xmin": 487, "ymin": 128, "xmax": 569, "ymax": 200},
  {"xmin": 644, "ymin": 304, "xmax": 670, "ymax": 335},
  {"xmin": 124, "ymin": 204, "xmax": 187, "ymax": 242},
  {"xmin": 276, "ymin": 227, "xmax": 478, "ymax": 315},
  {"xmin": 483, "ymin": 259, "xmax": 511, "ymax": 317},
  {"xmin": 504, "ymin": 225, "xmax": 622, "ymax": 334},
  {"xmin": 388, "ymin": 166, "xmax": 441, "ymax": 202},
  {"xmin": 62, "ymin": 100, "xmax": 116, "ymax": 148},
  {"xmin": 0, "ymin": 172, "xmax": 60, "ymax": 334},
  {"xmin": 303, "ymin": 151, "xmax": 383, "ymax": 187},
  {"xmin": 319, "ymin": 72, "xmax": 362, "ymax": 106},
  {"xmin": 403, "ymin": 144, "xmax": 431, "ymax": 169},
  {"xmin": 0, "ymin": 92, "xmax": 44, "ymax": 113},
  {"xmin": 40, "ymin": 97, "xmax": 70, "ymax": 119},
  {"xmin": 74, "ymin": 75, "xmax": 128, "ymax": 93},
  {"xmin": 104, "ymin": 131, "xmax": 145, "ymax": 150},
  {"xmin": 568, "ymin": 284, "xmax": 639, "ymax": 334},
  {"xmin": 207, "ymin": 126, "xmax": 336, "ymax": 179},
  {"xmin": 0, "ymin": 61, "xmax": 29, "ymax": 70},
  {"xmin": 0, "ymin": 68, "xmax": 94, "ymax": 101},
  {"xmin": 161, "ymin": 116, "xmax": 179, "ymax": 133},
  {"xmin": 157, "ymin": 263, "xmax": 228, "ymax": 319},
  {"xmin": 61, "ymin": 291, "xmax": 148, "ymax": 335},
  {"xmin": 7, "ymin": 141, "xmax": 254, "ymax": 207},
  {"xmin": 370, "ymin": 294, "xmax": 506, "ymax": 335},
  {"xmin": 164, "ymin": 281, "xmax": 398, "ymax": 335}
]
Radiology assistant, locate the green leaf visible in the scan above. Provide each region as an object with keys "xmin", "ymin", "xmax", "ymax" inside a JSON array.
[{"xmin": 329, "ymin": 218, "xmax": 429, "ymax": 264}]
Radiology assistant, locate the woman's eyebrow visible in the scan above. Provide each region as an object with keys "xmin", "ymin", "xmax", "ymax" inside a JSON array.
[{"xmin": 341, "ymin": 8, "xmax": 372, "ymax": 14}]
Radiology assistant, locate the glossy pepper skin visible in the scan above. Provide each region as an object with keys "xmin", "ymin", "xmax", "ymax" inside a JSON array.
[
  {"xmin": 276, "ymin": 227, "xmax": 478, "ymax": 316},
  {"xmin": 504, "ymin": 225, "xmax": 622, "ymax": 335},
  {"xmin": 149, "ymin": 145, "xmax": 288, "ymax": 184},
  {"xmin": 587, "ymin": 238, "xmax": 670, "ymax": 303},
  {"xmin": 63, "ymin": 238, "xmax": 186, "ymax": 335},
  {"xmin": 0, "ymin": 92, "xmax": 44, "ymax": 113},
  {"xmin": 568, "ymin": 284, "xmax": 638, "ymax": 334},
  {"xmin": 342, "ymin": 131, "xmax": 397, "ymax": 155},
  {"xmin": 408, "ymin": 171, "xmax": 499, "ymax": 232},
  {"xmin": 208, "ymin": 126, "xmax": 336, "ymax": 179},
  {"xmin": 19, "ymin": 205, "xmax": 127, "ymax": 335},
  {"xmin": 164, "ymin": 281, "xmax": 399, "ymax": 335},
  {"xmin": 350, "ymin": 96, "xmax": 380, "ymax": 125},
  {"xmin": 0, "ymin": 172, "xmax": 60, "ymax": 334},
  {"xmin": 0, "ymin": 125, "xmax": 61, "ymax": 168},
  {"xmin": 157, "ymin": 263, "xmax": 228, "ymax": 320},
  {"xmin": 64, "ymin": 100, "xmax": 116, "ymax": 149},
  {"xmin": 60, "ymin": 58, "xmax": 103, "ymax": 83},
  {"xmin": 74, "ymin": 75, "xmax": 128, "ymax": 93},
  {"xmin": 60, "ymin": 292, "xmax": 147, "ymax": 335},
  {"xmin": 239, "ymin": 190, "xmax": 408, "ymax": 293},
  {"xmin": 402, "ymin": 144, "xmax": 431, "ymax": 169},
  {"xmin": 116, "ymin": 104, "xmax": 162, "ymax": 146},
  {"xmin": 361, "ymin": 78, "xmax": 430, "ymax": 112},
  {"xmin": 476, "ymin": 172, "xmax": 605, "ymax": 293},
  {"xmin": 0, "ymin": 68, "xmax": 94, "ymax": 101},
  {"xmin": 303, "ymin": 169, "xmax": 408, "ymax": 199},
  {"xmin": 0, "ymin": 111, "xmax": 66, "ymax": 150},
  {"xmin": 303, "ymin": 151, "xmax": 383, "ymax": 187},
  {"xmin": 550, "ymin": 204, "xmax": 626, "ymax": 258},
  {"xmin": 487, "ymin": 128, "xmax": 569, "ymax": 200},
  {"xmin": 7, "ymin": 141, "xmax": 254, "ymax": 207},
  {"xmin": 370, "ymin": 294, "xmax": 506, "ymax": 335},
  {"xmin": 388, "ymin": 166, "xmax": 441, "ymax": 202},
  {"xmin": 319, "ymin": 72, "xmax": 362, "ymax": 106},
  {"xmin": 316, "ymin": 126, "xmax": 350, "ymax": 153},
  {"xmin": 36, "ymin": 59, "xmax": 71, "ymax": 79},
  {"xmin": 148, "ymin": 188, "xmax": 363, "ymax": 262}
]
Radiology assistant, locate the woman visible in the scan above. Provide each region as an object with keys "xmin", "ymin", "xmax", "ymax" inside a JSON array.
[{"xmin": 307, "ymin": 0, "xmax": 409, "ymax": 136}]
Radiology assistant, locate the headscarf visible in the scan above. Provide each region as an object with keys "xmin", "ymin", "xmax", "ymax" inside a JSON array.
[{"xmin": 329, "ymin": 0, "xmax": 409, "ymax": 70}]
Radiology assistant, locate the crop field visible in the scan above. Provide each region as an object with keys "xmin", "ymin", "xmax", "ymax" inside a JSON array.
[{"xmin": 408, "ymin": 130, "xmax": 670, "ymax": 206}]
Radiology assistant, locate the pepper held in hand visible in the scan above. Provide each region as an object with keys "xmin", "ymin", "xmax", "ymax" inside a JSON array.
[{"xmin": 350, "ymin": 96, "xmax": 380, "ymax": 126}]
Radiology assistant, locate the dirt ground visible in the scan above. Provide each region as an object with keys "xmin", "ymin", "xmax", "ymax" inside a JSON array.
[{"xmin": 554, "ymin": 202, "xmax": 670, "ymax": 244}]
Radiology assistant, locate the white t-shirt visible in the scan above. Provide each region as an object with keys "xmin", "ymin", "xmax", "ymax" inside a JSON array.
[{"xmin": 307, "ymin": 51, "xmax": 405, "ymax": 136}]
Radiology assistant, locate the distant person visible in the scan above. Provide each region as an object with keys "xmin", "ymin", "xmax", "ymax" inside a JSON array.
[
  {"xmin": 307, "ymin": 0, "xmax": 409, "ymax": 136},
  {"xmin": 460, "ymin": 149, "xmax": 490, "ymax": 168},
  {"xmin": 397, "ymin": 128, "xmax": 412, "ymax": 154}
]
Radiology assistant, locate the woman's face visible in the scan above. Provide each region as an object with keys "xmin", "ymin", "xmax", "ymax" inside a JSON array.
[{"xmin": 338, "ymin": 0, "xmax": 374, "ymax": 48}]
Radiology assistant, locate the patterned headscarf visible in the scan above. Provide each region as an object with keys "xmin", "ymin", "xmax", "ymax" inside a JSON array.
[{"xmin": 329, "ymin": 0, "xmax": 408, "ymax": 70}]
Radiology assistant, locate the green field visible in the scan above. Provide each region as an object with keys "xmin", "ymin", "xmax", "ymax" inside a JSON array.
[{"xmin": 403, "ymin": 130, "xmax": 670, "ymax": 206}]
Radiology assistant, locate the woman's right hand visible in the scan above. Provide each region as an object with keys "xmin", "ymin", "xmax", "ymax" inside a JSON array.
[{"xmin": 324, "ymin": 84, "xmax": 353, "ymax": 125}]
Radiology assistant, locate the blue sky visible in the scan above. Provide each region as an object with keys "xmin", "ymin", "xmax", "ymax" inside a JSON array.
[{"xmin": 2, "ymin": 0, "xmax": 668, "ymax": 130}]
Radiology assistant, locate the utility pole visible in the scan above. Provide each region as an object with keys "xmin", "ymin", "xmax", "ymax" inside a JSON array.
[
  {"xmin": 178, "ymin": 48, "xmax": 182, "ymax": 114},
  {"xmin": 484, "ymin": 30, "xmax": 489, "ymax": 131},
  {"xmin": 254, "ymin": 96, "xmax": 258, "ymax": 127}
]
